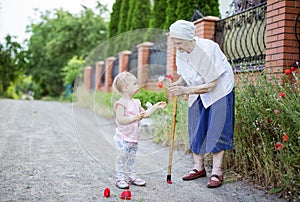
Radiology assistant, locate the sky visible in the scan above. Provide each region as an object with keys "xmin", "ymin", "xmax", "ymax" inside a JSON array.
[
  {"xmin": 0, "ymin": 0, "xmax": 114, "ymax": 43},
  {"xmin": 0, "ymin": 0, "xmax": 232, "ymax": 44}
]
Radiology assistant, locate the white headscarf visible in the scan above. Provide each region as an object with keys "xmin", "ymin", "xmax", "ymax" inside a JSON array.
[{"xmin": 169, "ymin": 20, "xmax": 196, "ymax": 41}]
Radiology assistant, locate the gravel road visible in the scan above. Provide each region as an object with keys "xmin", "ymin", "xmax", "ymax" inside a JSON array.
[{"xmin": 0, "ymin": 99, "xmax": 286, "ymax": 202}]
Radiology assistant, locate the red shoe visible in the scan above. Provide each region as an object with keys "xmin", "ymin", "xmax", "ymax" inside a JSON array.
[
  {"xmin": 182, "ymin": 169, "xmax": 206, "ymax": 181},
  {"xmin": 207, "ymin": 174, "xmax": 223, "ymax": 188}
]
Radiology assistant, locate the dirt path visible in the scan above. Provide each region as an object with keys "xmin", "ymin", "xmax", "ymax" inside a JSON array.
[{"xmin": 0, "ymin": 99, "xmax": 285, "ymax": 201}]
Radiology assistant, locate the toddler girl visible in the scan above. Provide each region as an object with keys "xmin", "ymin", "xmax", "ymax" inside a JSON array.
[{"xmin": 112, "ymin": 71, "xmax": 167, "ymax": 189}]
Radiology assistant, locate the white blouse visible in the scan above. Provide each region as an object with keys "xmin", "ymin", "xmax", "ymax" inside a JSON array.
[{"xmin": 176, "ymin": 37, "xmax": 234, "ymax": 108}]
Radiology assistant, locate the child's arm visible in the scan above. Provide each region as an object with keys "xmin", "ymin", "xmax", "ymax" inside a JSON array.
[
  {"xmin": 144, "ymin": 102, "xmax": 167, "ymax": 118},
  {"xmin": 115, "ymin": 105, "xmax": 144, "ymax": 125}
]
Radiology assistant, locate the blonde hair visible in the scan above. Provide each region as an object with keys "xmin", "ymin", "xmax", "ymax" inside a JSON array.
[{"xmin": 112, "ymin": 71, "xmax": 136, "ymax": 93}]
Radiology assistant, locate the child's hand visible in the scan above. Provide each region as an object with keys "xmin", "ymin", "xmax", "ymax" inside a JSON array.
[
  {"xmin": 136, "ymin": 111, "xmax": 145, "ymax": 121},
  {"xmin": 131, "ymin": 112, "xmax": 144, "ymax": 122},
  {"xmin": 155, "ymin": 101, "xmax": 167, "ymax": 109}
]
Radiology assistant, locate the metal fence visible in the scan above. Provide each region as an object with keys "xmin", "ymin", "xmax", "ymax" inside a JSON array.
[
  {"xmin": 127, "ymin": 49, "xmax": 138, "ymax": 77},
  {"xmin": 215, "ymin": 2, "xmax": 267, "ymax": 72},
  {"xmin": 101, "ymin": 63, "xmax": 105, "ymax": 86},
  {"xmin": 147, "ymin": 40, "xmax": 167, "ymax": 80},
  {"xmin": 112, "ymin": 57, "xmax": 119, "ymax": 81},
  {"xmin": 90, "ymin": 64, "xmax": 95, "ymax": 90}
]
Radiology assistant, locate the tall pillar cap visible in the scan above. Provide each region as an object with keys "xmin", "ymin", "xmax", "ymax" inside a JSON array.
[{"xmin": 137, "ymin": 42, "xmax": 153, "ymax": 48}]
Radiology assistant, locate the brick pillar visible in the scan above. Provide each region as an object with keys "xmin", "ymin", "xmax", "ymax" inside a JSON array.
[
  {"xmin": 194, "ymin": 16, "xmax": 220, "ymax": 40},
  {"xmin": 166, "ymin": 35, "xmax": 178, "ymax": 80},
  {"xmin": 119, "ymin": 50, "xmax": 131, "ymax": 73},
  {"xmin": 137, "ymin": 42, "xmax": 153, "ymax": 85},
  {"xmin": 266, "ymin": 0, "xmax": 300, "ymax": 73},
  {"xmin": 84, "ymin": 66, "xmax": 92, "ymax": 91},
  {"xmin": 105, "ymin": 57, "xmax": 115, "ymax": 92},
  {"xmin": 95, "ymin": 61, "xmax": 104, "ymax": 91}
]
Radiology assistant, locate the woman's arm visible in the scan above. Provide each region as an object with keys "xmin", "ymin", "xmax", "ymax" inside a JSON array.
[
  {"xmin": 187, "ymin": 80, "xmax": 217, "ymax": 94},
  {"xmin": 169, "ymin": 80, "xmax": 217, "ymax": 96}
]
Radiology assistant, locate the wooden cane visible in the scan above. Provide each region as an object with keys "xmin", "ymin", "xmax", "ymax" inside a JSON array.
[{"xmin": 167, "ymin": 96, "xmax": 177, "ymax": 184}]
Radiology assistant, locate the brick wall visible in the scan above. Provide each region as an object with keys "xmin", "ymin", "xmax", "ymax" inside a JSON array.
[
  {"xmin": 137, "ymin": 42, "xmax": 153, "ymax": 86},
  {"xmin": 194, "ymin": 16, "xmax": 220, "ymax": 40},
  {"xmin": 266, "ymin": 0, "xmax": 300, "ymax": 73},
  {"xmin": 84, "ymin": 66, "xmax": 92, "ymax": 91},
  {"xmin": 166, "ymin": 34, "xmax": 178, "ymax": 80},
  {"xmin": 104, "ymin": 57, "xmax": 115, "ymax": 92}
]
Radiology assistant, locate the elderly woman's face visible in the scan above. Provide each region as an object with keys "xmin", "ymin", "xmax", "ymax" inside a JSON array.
[{"xmin": 171, "ymin": 38, "xmax": 193, "ymax": 53}]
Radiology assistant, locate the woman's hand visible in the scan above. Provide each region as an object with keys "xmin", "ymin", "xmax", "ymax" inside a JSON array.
[
  {"xmin": 169, "ymin": 80, "xmax": 218, "ymax": 96},
  {"xmin": 169, "ymin": 86, "xmax": 189, "ymax": 96},
  {"xmin": 169, "ymin": 76, "xmax": 185, "ymax": 87}
]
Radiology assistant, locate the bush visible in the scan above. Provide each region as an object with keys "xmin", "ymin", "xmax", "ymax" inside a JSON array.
[
  {"xmin": 133, "ymin": 88, "xmax": 189, "ymax": 149},
  {"xmin": 224, "ymin": 67, "xmax": 299, "ymax": 200},
  {"xmin": 6, "ymin": 75, "xmax": 41, "ymax": 100}
]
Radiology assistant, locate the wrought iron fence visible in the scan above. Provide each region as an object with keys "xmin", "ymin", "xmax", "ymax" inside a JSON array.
[
  {"xmin": 101, "ymin": 63, "xmax": 105, "ymax": 85},
  {"xmin": 90, "ymin": 65, "xmax": 95, "ymax": 90},
  {"xmin": 225, "ymin": 0, "xmax": 267, "ymax": 18},
  {"xmin": 147, "ymin": 40, "xmax": 167, "ymax": 80},
  {"xmin": 215, "ymin": 2, "xmax": 267, "ymax": 72},
  {"xmin": 112, "ymin": 57, "xmax": 119, "ymax": 81},
  {"xmin": 127, "ymin": 49, "xmax": 138, "ymax": 77}
]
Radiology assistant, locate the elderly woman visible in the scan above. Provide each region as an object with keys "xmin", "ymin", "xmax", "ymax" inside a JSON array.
[{"xmin": 168, "ymin": 20, "xmax": 235, "ymax": 188}]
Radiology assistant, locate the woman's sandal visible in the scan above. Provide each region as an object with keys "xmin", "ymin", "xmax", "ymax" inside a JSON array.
[
  {"xmin": 182, "ymin": 169, "xmax": 206, "ymax": 181},
  {"xmin": 207, "ymin": 174, "xmax": 223, "ymax": 188}
]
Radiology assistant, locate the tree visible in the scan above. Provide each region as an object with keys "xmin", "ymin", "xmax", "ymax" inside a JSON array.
[
  {"xmin": 25, "ymin": 5, "xmax": 108, "ymax": 96},
  {"xmin": 164, "ymin": 0, "xmax": 220, "ymax": 29},
  {"xmin": 176, "ymin": 0, "xmax": 199, "ymax": 20},
  {"xmin": 106, "ymin": 0, "xmax": 152, "ymax": 56},
  {"xmin": 108, "ymin": 0, "xmax": 122, "ymax": 38},
  {"xmin": 164, "ymin": 0, "xmax": 179, "ymax": 29},
  {"xmin": 176, "ymin": 0, "xmax": 220, "ymax": 21},
  {"xmin": 61, "ymin": 56, "xmax": 83, "ymax": 86},
  {"xmin": 0, "ymin": 35, "xmax": 26, "ymax": 96},
  {"xmin": 125, "ymin": 0, "xmax": 136, "ymax": 31},
  {"xmin": 197, "ymin": 0, "xmax": 220, "ymax": 17},
  {"xmin": 150, "ymin": 0, "xmax": 168, "ymax": 29},
  {"xmin": 130, "ymin": 0, "xmax": 151, "ymax": 30},
  {"xmin": 117, "ymin": 0, "xmax": 130, "ymax": 34}
]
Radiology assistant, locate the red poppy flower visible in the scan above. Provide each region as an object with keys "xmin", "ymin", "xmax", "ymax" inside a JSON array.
[
  {"xmin": 166, "ymin": 74, "xmax": 174, "ymax": 81},
  {"xmin": 157, "ymin": 81, "xmax": 163, "ymax": 88},
  {"xmin": 278, "ymin": 92, "xmax": 284, "ymax": 98},
  {"xmin": 290, "ymin": 66, "xmax": 295, "ymax": 71},
  {"xmin": 120, "ymin": 190, "xmax": 132, "ymax": 200},
  {"xmin": 104, "ymin": 187, "xmax": 110, "ymax": 198},
  {"xmin": 285, "ymin": 69, "xmax": 291, "ymax": 75},
  {"xmin": 282, "ymin": 134, "xmax": 288, "ymax": 142},
  {"xmin": 275, "ymin": 142, "xmax": 283, "ymax": 150}
]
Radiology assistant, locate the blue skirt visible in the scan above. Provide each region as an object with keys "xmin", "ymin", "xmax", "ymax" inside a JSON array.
[{"xmin": 188, "ymin": 89, "xmax": 235, "ymax": 154}]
